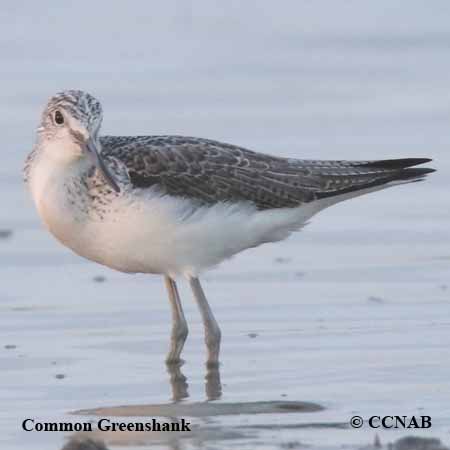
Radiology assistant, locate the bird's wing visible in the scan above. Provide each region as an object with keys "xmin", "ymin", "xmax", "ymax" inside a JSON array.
[{"xmin": 100, "ymin": 135, "xmax": 434, "ymax": 210}]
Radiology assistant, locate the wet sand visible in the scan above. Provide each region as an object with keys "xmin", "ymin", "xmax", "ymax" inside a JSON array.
[{"xmin": 1, "ymin": 2, "xmax": 450, "ymax": 449}]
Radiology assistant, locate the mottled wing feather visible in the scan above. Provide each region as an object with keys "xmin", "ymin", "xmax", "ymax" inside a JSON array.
[{"xmin": 100, "ymin": 135, "xmax": 434, "ymax": 210}]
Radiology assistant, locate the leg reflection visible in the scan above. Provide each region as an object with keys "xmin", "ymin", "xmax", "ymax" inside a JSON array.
[
  {"xmin": 167, "ymin": 362, "xmax": 189, "ymax": 401},
  {"xmin": 166, "ymin": 361, "xmax": 222, "ymax": 401},
  {"xmin": 205, "ymin": 364, "xmax": 222, "ymax": 400}
]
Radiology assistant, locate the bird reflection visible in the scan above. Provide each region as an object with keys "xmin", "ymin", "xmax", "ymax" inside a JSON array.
[
  {"xmin": 166, "ymin": 362, "xmax": 222, "ymax": 401},
  {"xmin": 62, "ymin": 363, "xmax": 223, "ymax": 450}
]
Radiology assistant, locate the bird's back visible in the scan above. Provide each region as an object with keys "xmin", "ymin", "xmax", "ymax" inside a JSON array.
[{"xmin": 100, "ymin": 135, "xmax": 435, "ymax": 210}]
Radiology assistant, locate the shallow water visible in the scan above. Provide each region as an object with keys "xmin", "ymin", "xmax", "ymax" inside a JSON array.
[{"xmin": 1, "ymin": 2, "xmax": 450, "ymax": 449}]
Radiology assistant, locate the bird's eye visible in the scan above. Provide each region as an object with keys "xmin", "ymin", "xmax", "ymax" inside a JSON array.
[{"xmin": 54, "ymin": 110, "xmax": 64, "ymax": 125}]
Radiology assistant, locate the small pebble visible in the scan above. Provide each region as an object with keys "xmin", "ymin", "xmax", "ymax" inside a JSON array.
[
  {"xmin": 61, "ymin": 437, "xmax": 109, "ymax": 450},
  {"xmin": 93, "ymin": 275, "xmax": 106, "ymax": 283},
  {"xmin": 274, "ymin": 257, "xmax": 291, "ymax": 264},
  {"xmin": 374, "ymin": 434, "xmax": 382, "ymax": 448},
  {"xmin": 4, "ymin": 344, "xmax": 17, "ymax": 350},
  {"xmin": 368, "ymin": 296, "xmax": 385, "ymax": 304},
  {"xmin": 280, "ymin": 441, "xmax": 303, "ymax": 449},
  {"xmin": 391, "ymin": 436, "xmax": 449, "ymax": 450},
  {"xmin": 11, "ymin": 306, "xmax": 33, "ymax": 312},
  {"xmin": 55, "ymin": 374, "xmax": 66, "ymax": 380},
  {"xmin": 248, "ymin": 333, "xmax": 258, "ymax": 338},
  {"xmin": 0, "ymin": 229, "xmax": 12, "ymax": 239}
]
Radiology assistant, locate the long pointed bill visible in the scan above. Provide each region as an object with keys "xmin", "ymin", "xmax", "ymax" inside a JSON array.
[{"xmin": 86, "ymin": 138, "xmax": 121, "ymax": 193}]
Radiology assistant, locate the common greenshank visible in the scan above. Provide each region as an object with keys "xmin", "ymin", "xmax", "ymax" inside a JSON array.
[{"xmin": 24, "ymin": 90, "xmax": 435, "ymax": 367}]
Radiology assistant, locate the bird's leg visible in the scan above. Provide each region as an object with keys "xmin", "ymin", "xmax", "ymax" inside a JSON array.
[
  {"xmin": 189, "ymin": 277, "xmax": 221, "ymax": 367},
  {"xmin": 164, "ymin": 276, "xmax": 188, "ymax": 365}
]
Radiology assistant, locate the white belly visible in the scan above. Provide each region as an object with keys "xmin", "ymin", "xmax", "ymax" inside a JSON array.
[
  {"xmin": 29, "ymin": 159, "xmax": 322, "ymax": 277},
  {"xmin": 31, "ymin": 174, "xmax": 181, "ymax": 274}
]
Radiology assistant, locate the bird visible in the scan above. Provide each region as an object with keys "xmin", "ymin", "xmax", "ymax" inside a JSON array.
[{"xmin": 24, "ymin": 90, "xmax": 435, "ymax": 367}]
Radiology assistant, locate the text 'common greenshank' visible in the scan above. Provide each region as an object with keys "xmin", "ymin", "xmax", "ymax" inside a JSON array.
[{"xmin": 24, "ymin": 90, "xmax": 435, "ymax": 367}]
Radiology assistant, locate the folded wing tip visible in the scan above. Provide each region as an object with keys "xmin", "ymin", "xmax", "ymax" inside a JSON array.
[{"xmin": 358, "ymin": 157, "xmax": 434, "ymax": 170}]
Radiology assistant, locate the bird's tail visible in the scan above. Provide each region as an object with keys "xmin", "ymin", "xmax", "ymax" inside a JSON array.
[{"xmin": 310, "ymin": 157, "xmax": 435, "ymax": 205}]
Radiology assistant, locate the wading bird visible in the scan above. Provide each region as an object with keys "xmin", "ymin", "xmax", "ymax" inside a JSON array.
[{"xmin": 24, "ymin": 90, "xmax": 435, "ymax": 367}]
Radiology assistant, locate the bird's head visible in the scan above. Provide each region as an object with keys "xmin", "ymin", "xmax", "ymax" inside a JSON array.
[{"xmin": 37, "ymin": 90, "xmax": 120, "ymax": 192}]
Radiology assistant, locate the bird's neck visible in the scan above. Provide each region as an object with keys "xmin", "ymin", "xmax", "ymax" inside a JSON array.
[
  {"xmin": 35, "ymin": 134, "xmax": 85, "ymax": 166},
  {"xmin": 26, "ymin": 140, "xmax": 93, "ymax": 211}
]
